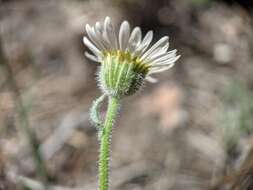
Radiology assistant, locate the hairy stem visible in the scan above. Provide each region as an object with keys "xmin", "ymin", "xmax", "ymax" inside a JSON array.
[{"xmin": 99, "ymin": 96, "xmax": 120, "ymax": 190}]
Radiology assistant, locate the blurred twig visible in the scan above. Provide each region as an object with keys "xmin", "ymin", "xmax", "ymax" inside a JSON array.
[
  {"xmin": 0, "ymin": 37, "xmax": 50, "ymax": 188},
  {"xmin": 40, "ymin": 111, "xmax": 89, "ymax": 160},
  {"xmin": 7, "ymin": 171, "xmax": 84, "ymax": 190},
  {"xmin": 210, "ymin": 148, "xmax": 253, "ymax": 190}
]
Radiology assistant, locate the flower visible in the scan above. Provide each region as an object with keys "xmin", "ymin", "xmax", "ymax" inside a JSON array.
[{"xmin": 83, "ymin": 17, "xmax": 180, "ymax": 97}]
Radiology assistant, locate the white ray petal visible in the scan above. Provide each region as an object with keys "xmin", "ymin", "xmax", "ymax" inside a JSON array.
[
  {"xmin": 95, "ymin": 22, "xmax": 103, "ymax": 33},
  {"xmin": 151, "ymin": 62, "xmax": 174, "ymax": 68},
  {"xmin": 86, "ymin": 24, "xmax": 105, "ymax": 50},
  {"xmin": 149, "ymin": 62, "xmax": 176, "ymax": 74},
  {"xmin": 146, "ymin": 42, "xmax": 169, "ymax": 62},
  {"xmin": 104, "ymin": 17, "xmax": 118, "ymax": 49},
  {"xmin": 102, "ymin": 18, "xmax": 112, "ymax": 48},
  {"xmin": 93, "ymin": 25, "xmax": 111, "ymax": 50},
  {"xmin": 149, "ymin": 65, "xmax": 174, "ymax": 74},
  {"xmin": 119, "ymin": 21, "xmax": 130, "ymax": 51},
  {"xmin": 83, "ymin": 36, "xmax": 101, "ymax": 57},
  {"xmin": 127, "ymin": 27, "xmax": 142, "ymax": 52},
  {"xmin": 135, "ymin": 30, "xmax": 153, "ymax": 55},
  {"xmin": 85, "ymin": 51, "xmax": 100, "ymax": 62},
  {"xmin": 152, "ymin": 55, "xmax": 181, "ymax": 66},
  {"xmin": 145, "ymin": 76, "xmax": 158, "ymax": 83},
  {"xmin": 140, "ymin": 36, "xmax": 168, "ymax": 61},
  {"xmin": 92, "ymin": 26, "xmax": 111, "ymax": 50},
  {"xmin": 149, "ymin": 49, "xmax": 177, "ymax": 63}
]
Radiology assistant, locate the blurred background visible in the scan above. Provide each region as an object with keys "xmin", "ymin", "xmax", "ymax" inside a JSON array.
[{"xmin": 1, "ymin": 0, "xmax": 253, "ymax": 189}]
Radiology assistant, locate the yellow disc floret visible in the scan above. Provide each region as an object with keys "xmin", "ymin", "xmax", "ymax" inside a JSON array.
[{"xmin": 103, "ymin": 50, "xmax": 150, "ymax": 75}]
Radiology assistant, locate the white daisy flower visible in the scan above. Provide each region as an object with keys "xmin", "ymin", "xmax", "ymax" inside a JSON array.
[{"xmin": 83, "ymin": 16, "xmax": 180, "ymax": 97}]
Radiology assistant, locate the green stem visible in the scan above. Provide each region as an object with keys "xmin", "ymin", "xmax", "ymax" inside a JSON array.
[{"xmin": 99, "ymin": 96, "xmax": 120, "ymax": 190}]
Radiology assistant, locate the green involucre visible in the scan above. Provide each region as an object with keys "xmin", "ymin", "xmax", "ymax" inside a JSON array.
[{"xmin": 98, "ymin": 51, "xmax": 149, "ymax": 97}]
